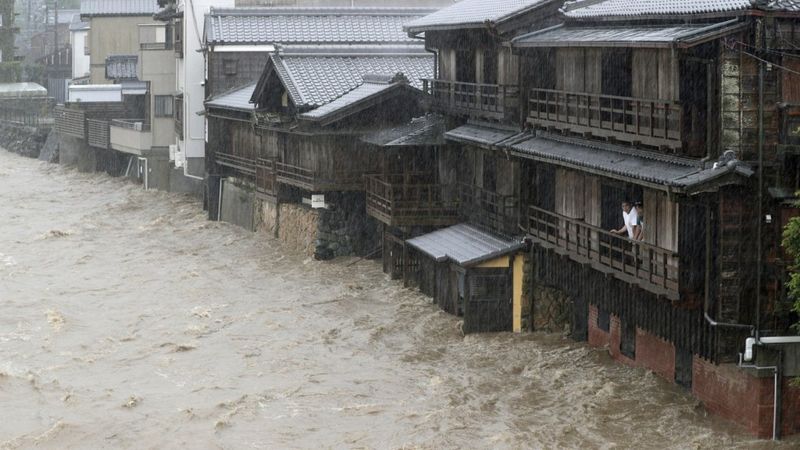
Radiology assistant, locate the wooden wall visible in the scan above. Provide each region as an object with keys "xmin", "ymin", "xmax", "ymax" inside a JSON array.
[
  {"xmin": 632, "ymin": 49, "xmax": 679, "ymax": 101},
  {"xmin": 207, "ymin": 51, "xmax": 271, "ymax": 98}
]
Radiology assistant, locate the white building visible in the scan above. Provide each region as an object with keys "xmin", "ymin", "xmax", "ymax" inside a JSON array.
[{"xmin": 68, "ymin": 18, "xmax": 90, "ymax": 81}]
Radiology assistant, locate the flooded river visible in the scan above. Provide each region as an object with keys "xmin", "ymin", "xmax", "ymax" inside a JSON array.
[{"xmin": 0, "ymin": 149, "xmax": 794, "ymax": 449}]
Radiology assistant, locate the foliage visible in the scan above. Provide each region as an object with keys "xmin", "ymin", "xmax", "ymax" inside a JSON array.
[
  {"xmin": 22, "ymin": 63, "xmax": 44, "ymax": 84},
  {"xmin": 781, "ymin": 212, "xmax": 800, "ymax": 333},
  {"xmin": 0, "ymin": 62, "xmax": 21, "ymax": 83}
]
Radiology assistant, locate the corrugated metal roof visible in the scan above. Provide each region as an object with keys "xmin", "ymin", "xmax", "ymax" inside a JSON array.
[
  {"xmin": 206, "ymin": 83, "xmax": 257, "ymax": 112},
  {"xmin": 405, "ymin": 0, "xmax": 556, "ymax": 33},
  {"xmin": 105, "ymin": 55, "xmax": 138, "ymax": 80},
  {"xmin": 406, "ymin": 223, "xmax": 524, "ymax": 267},
  {"xmin": 205, "ymin": 7, "xmax": 433, "ymax": 45},
  {"xmin": 271, "ymin": 51, "xmax": 433, "ymax": 108},
  {"xmin": 362, "ymin": 114, "xmax": 445, "ymax": 147},
  {"xmin": 507, "ymin": 132, "xmax": 753, "ymax": 193},
  {"xmin": 300, "ymin": 78, "xmax": 399, "ymax": 121},
  {"xmin": 512, "ymin": 20, "xmax": 746, "ymax": 48},
  {"xmin": 561, "ymin": 0, "xmax": 800, "ymax": 19},
  {"xmin": 444, "ymin": 123, "xmax": 519, "ymax": 147},
  {"xmin": 0, "ymin": 83, "xmax": 48, "ymax": 99},
  {"xmin": 80, "ymin": 0, "xmax": 160, "ymax": 17}
]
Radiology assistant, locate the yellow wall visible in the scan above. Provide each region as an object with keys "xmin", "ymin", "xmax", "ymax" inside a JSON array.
[
  {"xmin": 475, "ymin": 255, "xmax": 509, "ymax": 268},
  {"xmin": 513, "ymin": 254, "xmax": 524, "ymax": 333}
]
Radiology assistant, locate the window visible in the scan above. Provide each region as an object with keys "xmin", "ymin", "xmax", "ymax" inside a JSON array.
[
  {"xmin": 597, "ymin": 309, "xmax": 610, "ymax": 332},
  {"xmin": 154, "ymin": 95, "xmax": 173, "ymax": 117},
  {"xmin": 223, "ymin": 58, "xmax": 237, "ymax": 76},
  {"xmin": 174, "ymin": 96, "xmax": 184, "ymax": 139}
]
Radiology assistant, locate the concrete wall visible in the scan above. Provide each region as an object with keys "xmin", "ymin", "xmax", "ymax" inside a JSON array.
[
  {"xmin": 71, "ymin": 29, "xmax": 90, "ymax": 79},
  {"xmin": 88, "ymin": 15, "xmax": 157, "ymax": 84},
  {"xmin": 140, "ymin": 47, "xmax": 176, "ymax": 147},
  {"xmin": 219, "ymin": 179, "xmax": 256, "ymax": 230}
]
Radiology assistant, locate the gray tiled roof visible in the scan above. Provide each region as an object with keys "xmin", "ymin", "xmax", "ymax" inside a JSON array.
[
  {"xmin": 561, "ymin": 0, "xmax": 800, "ymax": 19},
  {"xmin": 105, "ymin": 55, "xmax": 138, "ymax": 80},
  {"xmin": 407, "ymin": 223, "xmax": 524, "ymax": 267},
  {"xmin": 271, "ymin": 50, "xmax": 433, "ymax": 108},
  {"xmin": 206, "ymin": 83, "xmax": 257, "ymax": 112},
  {"xmin": 444, "ymin": 123, "xmax": 520, "ymax": 148},
  {"xmin": 405, "ymin": 0, "xmax": 556, "ymax": 33},
  {"xmin": 512, "ymin": 20, "xmax": 746, "ymax": 48},
  {"xmin": 362, "ymin": 114, "xmax": 445, "ymax": 147},
  {"xmin": 205, "ymin": 7, "xmax": 434, "ymax": 45},
  {"xmin": 507, "ymin": 132, "xmax": 753, "ymax": 193},
  {"xmin": 81, "ymin": 0, "xmax": 160, "ymax": 17},
  {"xmin": 69, "ymin": 19, "xmax": 90, "ymax": 32},
  {"xmin": 300, "ymin": 76, "xmax": 402, "ymax": 121}
]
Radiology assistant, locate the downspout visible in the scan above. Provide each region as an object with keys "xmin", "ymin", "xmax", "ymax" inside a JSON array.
[{"xmin": 756, "ymin": 17, "xmax": 765, "ymax": 341}]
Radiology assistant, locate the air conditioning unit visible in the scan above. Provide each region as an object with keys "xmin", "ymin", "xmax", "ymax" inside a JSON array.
[
  {"xmin": 168, "ymin": 144, "xmax": 177, "ymax": 162},
  {"xmin": 174, "ymin": 149, "xmax": 184, "ymax": 168},
  {"xmin": 134, "ymin": 122, "xmax": 143, "ymax": 131}
]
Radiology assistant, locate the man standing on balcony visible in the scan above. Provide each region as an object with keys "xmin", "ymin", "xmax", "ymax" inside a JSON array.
[{"xmin": 610, "ymin": 201, "xmax": 639, "ymax": 240}]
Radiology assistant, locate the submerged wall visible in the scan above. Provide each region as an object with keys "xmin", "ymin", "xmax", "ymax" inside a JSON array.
[{"xmin": 0, "ymin": 123, "xmax": 48, "ymax": 158}]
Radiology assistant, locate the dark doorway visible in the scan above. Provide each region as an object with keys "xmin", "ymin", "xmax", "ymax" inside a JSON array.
[
  {"xmin": 456, "ymin": 49, "xmax": 476, "ymax": 83},
  {"xmin": 620, "ymin": 318, "xmax": 636, "ymax": 359},
  {"xmin": 463, "ymin": 268, "xmax": 512, "ymax": 333},
  {"xmin": 572, "ymin": 294, "xmax": 588, "ymax": 341},
  {"xmin": 597, "ymin": 308, "xmax": 610, "ymax": 332},
  {"xmin": 483, "ymin": 50, "xmax": 498, "ymax": 85},
  {"xmin": 601, "ymin": 49, "xmax": 632, "ymax": 97},
  {"xmin": 675, "ymin": 347, "xmax": 693, "ymax": 389}
]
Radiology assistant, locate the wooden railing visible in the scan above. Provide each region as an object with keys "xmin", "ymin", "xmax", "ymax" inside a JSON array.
[
  {"xmin": 54, "ymin": 105, "xmax": 86, "ymax": 138},
  {"xmin": 528, "ymin": 205, "xmax": 679, "ymax": 295},
  {"xmin": 275, "ymin": 161, "xmax": 363, "ymax": 191},
  {"xmin": 215, "ymin": 152, "xmax": 255, "ymax": 175},
  {"xmin": 528, "ymin": 88, "xmax": 683, "ymax": 150},
  {"xmin": 86, "ymin": 118, "xmax": 110, "ymax": 149},
  {"xmin": 459, "ymin": 183, "xmax": 518, "ymax": 235},
  {"xmin": 423, "ymin": 78, "xmax": 519, "ymax": 120},
  {"xmin": 255, "ymin": 158, "xmax": 276, "ymax": 197},
  {"xmin": 365, "ymin": 173, "xmax": 460, "ymax": 227}
]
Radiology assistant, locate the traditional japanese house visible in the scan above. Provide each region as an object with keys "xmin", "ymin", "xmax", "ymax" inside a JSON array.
[
  {"xmin": 505, "ymin": 0, "xmax": 800, "ymax": 439},
  {"xmin": 394, "ymin": 0, "xmax": 563, "ymax": 332}
]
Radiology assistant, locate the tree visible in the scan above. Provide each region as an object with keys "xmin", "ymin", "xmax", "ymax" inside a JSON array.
[{"xmin": 781, "ymin": 213, "xmax": 800, "ymax": 332}]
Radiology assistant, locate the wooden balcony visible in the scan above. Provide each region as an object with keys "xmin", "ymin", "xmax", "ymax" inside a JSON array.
[
  {"xmin": 255, "ymin": 158, "xmax": 277, "ymax": 199},
  {"xmin": 86, "ymin": 119, "xmax": 110, "ymax": 149},
  {"xmin": 423, "ymin": 78, "xmax": 519, "ymax": 121},
  {"xmin": 528, "ymin": 88, "xmax": 683, "ymax": 151},
  {"xmin": 527, "ymin": 205, "xmax": 679, "ymax": 298},
  {"xmin": 216, "ymin": 152, "xmax": 255, "ymax": 176},
  {"xmin": 365, "ymin": 173, "xmax": 460, "ymax": 227},
  {"xmin": 54, "ymin": 105, "xmax": 86, "ymax": 139},
  {"xmin": 459, "ymin": 183, "xmax": 519, "ymax": 236},
  {"xmin": 275, "ymin": 162, "xmax": 363, "ymax": 192}
]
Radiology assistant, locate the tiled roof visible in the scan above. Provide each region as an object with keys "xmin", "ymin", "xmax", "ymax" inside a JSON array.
[
  {"xmin": 205, "ymin": 7, "xmax": 434, "ymax": 45},
  {"xmin": 300, "ymin": 74, "xmax": 407, "ymax": 122},
  {"xmin": 270, "ymin": 49, "xmax": 433, "ymax": 108},
  {"xmin": 407, "ymin": 223, "xmax": 524, "ymax": 267},
  {"xmin": 206, "ymin": 83, "xmax": 257, "ymax": 112},
  {"xmin": 362, "ymin": 114, "xmax": 445, "ymax": 147},
  {"xmin": 507, "ymin": 132, "xmax": 753, "ymax": 193},
  {"xmin": 69, "ymin": 19, "xmax": 90, "ymax": 32},
  {"xmin": 81, "ymin": 0, "xmax": 160, "ymax": 17},
  {"xmin": 561, "ymin": 0, "xmax": 800, "ymax": 19},
  {"xmin": 404, "ymin": 0, "xmax": 556, "ymax": 33},
  {"xmin": 105, "ymin": 55, "xmax": 138, "ymax": 80},
  {"xmin": 512, "ymin": 20, "xmax": 747, "ymax": 48},
  {"xmin": 0, "ymin": 82, "xmax": 48, "ymax": 99},
  {"xmin": 444, "ymin": 123, "xmax": 520, "ymax": 148}
]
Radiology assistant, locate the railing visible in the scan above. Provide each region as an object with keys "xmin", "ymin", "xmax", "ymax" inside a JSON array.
[
  {"xmin": 528, "ymin": 205, "xmax": 679, "ymax": 294},
  {"xmin": 528, "ymin": 88, "xmax": 683, "ymax": 150},
  {"xmin": 0, "ymin": 107, "xmax": 50, "ymax": 127},
  {"xmin": 86, "ymin": 118, "xmax": 110, "ymax": 149},
  {"xmin": 422, "ymin": 78, "xmax": 519, "ymax": 119},
  {"xmin": 365, "ymin": 173, "xmax": 460, "ymax": 227},
  {"xmin": 110, "ymin": 119, "xmax": 150, "ymax": 131},
  {"xmin": 139, "ymin": 24, "xmax": 172, "ymax": 51},
  {"xmin": 256, "ymin": 158, "xmax": 276, "ymax": 197},
  {"xmin": 275, "ymin": 161, "xmax": 363, "ymax": 191},
  {"xmin": 459, "ymin": 183, "xmax": 518, "ymax": 235},
  {"xmin": 54, "ymin": 105, "xmax": 86, "ymax": 138},
  {"xmin": 215, "ymin": 152, "xmax": 255, "ymax": 176}
]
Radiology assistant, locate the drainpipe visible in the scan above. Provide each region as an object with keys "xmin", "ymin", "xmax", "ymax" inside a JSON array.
[
  {"xmin": 741, "ymin": 338, "xmax": 796, "ymax": 440},
  {"xmin": 756, "ymin": 17, "xmax": 765, "ymax": 341}
]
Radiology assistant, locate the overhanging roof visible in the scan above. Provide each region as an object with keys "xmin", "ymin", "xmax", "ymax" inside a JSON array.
[
  {"xmin": 444, "ymin": 123, "xmax": 520, "ymax": 148},
  {"xmin": 507, "ymin": 132, "xmax": 753, "ymax": 194},
  {"xmin": 404, "ymin": 0, "xmax": 557, "ymax": 34},
  {"xmin": 561, "ymin": 0, "xmax": 800, "ymax": 20},
  {"xmin": 406, "ymin": 223, "xmax": 524, "ymax": 267},
  {"xmin": 361, "ymin": 114, "xmax": 445, "ymax": 147},
  {"xmin": 512, "ymin": 20, "xmax": 748, "ymax": 49},
  {"xmin": 206, "ymin": 83, "xmax": 257, "ymax": 112},
  {"xmin": 80, "ymin": 0, "xmax": 159, "ymax": 18}
]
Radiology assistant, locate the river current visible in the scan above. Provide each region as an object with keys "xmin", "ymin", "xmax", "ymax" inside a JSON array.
[{"xmin": 0, "ymin": 149, "xmax": 794, "ymax": 449}]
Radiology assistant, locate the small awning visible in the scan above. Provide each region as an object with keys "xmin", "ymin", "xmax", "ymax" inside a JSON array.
[
  {"xmin": 361, "ymin": 114, "xmax": 445, "ymax": 147},
  {"xmin": 121, "ymin": 81, "xmax": 148, "ymax": 96},
  {"xmin": 406, "ymin": 223, "xmax": 524, "ymax": 267},
  {"xmin": 507, "ymin": 132, "xmax": 753, "ymax": 194},
  {"xmin": 512, "ymin": 19, "xmax": 748, "ymax": 49},
  {"xmin": 444, "ymin": 123, "xmax": 520, "ymax": 148},
  {"xmin": 205, "ymin": 83, "xmax": 257, "ymax": 112}
]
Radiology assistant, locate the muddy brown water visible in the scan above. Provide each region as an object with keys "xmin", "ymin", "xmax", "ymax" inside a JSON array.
[{"xmin": 0, "ymin": 150, "xmax": 794, "ymax": 449}]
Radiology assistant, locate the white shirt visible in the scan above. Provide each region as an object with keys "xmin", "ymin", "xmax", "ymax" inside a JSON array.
[{"xmin": 622, "ymin": 208, "xmax": 638, "ymax": 239}]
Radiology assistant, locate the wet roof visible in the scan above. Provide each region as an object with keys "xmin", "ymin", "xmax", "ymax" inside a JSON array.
[
  {"xmin": 404, "ymin": 0, "xmax": 556, "ymax": 33},
  {"xmin": 205, "ymin": 7, "xmax": 433, "ymax": 45},
  {"xmin": 269, "ymin": 48, "xmax": 433, "ymax": 108},
  {"xmin": 80, "ymin": 0, "xmax": 160, "ymax": 18},
  {"xmin": 407, "ymin": 223, "xmax": 524, "ymax": 267},
  {"xmin": 444, "ymin": 123, "xmax": 520, "ymax": 148},
  {"xmin": 513, "ymin": 20, "xmax": 746, "ymax": 48},
  {"xmin": 206, "ymin": 83, "xmax": 257, "ymax": 112},
  {"xmin": 507, "ymin": 132, "xmax": 753, "ymax": 193},
  {"xmin": 362, "ymin": 114, "xmax": 445, "ymax": 147},
  {"xmin": 105, "ymin": 55, "xmax": 138, "ymax": 80},
  {"xmin": 561, "ymin": 0, "xmax": 800, "ymax": 20},
  {"xmin": 0, "ymin": 83, "xmax": 48, "ymax": 99},
  {"xmin": 300, "ymin": 74, "xmax": 411, "ymax": 123}
]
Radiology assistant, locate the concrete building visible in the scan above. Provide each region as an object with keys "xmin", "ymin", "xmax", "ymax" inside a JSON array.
[{"xmin": 69, "ymin": 18, "xmax": 90, "ymax": 81}]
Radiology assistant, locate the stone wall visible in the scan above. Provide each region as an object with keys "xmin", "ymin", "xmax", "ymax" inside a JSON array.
[
  {"xmin": 0, "ymin": 122, "xmax": 48, "ymax": 158},
  {"xmin": 314, "ymin": 192, "xmax": 381, "ymax": 260},
  {"xmin": 531, "ymin": 284, "xmax": 571, "ymax": 332},
  {"xmin": 277, "ymin": 203, "xmax": 319, "ymax": 257}
]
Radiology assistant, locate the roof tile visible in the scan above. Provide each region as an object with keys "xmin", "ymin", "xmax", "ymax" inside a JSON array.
[
  {"xmin": 404, "ymin": 0, "xmax": 555, "ymax": 32},
  {"xmin": 81, "ymin": 0, "xmax": 160, "ymax": 17}
]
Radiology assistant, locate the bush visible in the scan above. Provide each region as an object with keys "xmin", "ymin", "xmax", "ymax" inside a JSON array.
[
  {"xmin": 0, "ymin": 62, "xmax": 21, "ymax": 83},
  {"xmin": 781, "ymin": 211, "xmax": 800, "ymax": 333}
]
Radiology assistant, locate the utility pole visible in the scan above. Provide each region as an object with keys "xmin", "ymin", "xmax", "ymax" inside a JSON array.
[{"xmin": 53, "ymin": 0, "xmax": 58, "ymax": 57}]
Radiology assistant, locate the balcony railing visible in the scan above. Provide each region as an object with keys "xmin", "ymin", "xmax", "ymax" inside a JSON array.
[
  {"xmin": 365, "ymin": 173, "xmax": 460, "ymax": 227},
  {"xmin": 528, "ymin": 88, "xmax": 683, "ymax": 151},
  {"xmin": 86, "ymin": 118, "xmax": 109, "ymax": 149},
  {"xmin": 139, "ymin": 24, "xmax": 172, "ymax": 51},
  {"xmin": 423, "ymin": 79, "xmax": 519, "ymax": 120},
  {"xmin": 275, "ymin": 161, "xmax": 364, "ymax": 192},
  {"xmin": 110, "ymin": 119, "xmax": 150, "ymax": 131},
  {"xmin": 459, "ymin": 183, "xmax": 518, "ymax": 235},
  {"xmin": 215, "ymin": 152, "xmax": 255, "ymax": 176},
  {"xmin": 528, "ymin": 205, "xmax": 679, "ymax": 297},
  {"xmin": 256, "ymin": 158, "xmax": 276, "ymax": 198},
  {"xmin": 54, "ymin": 105, "xmax": 86, "ymax": 138}
]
